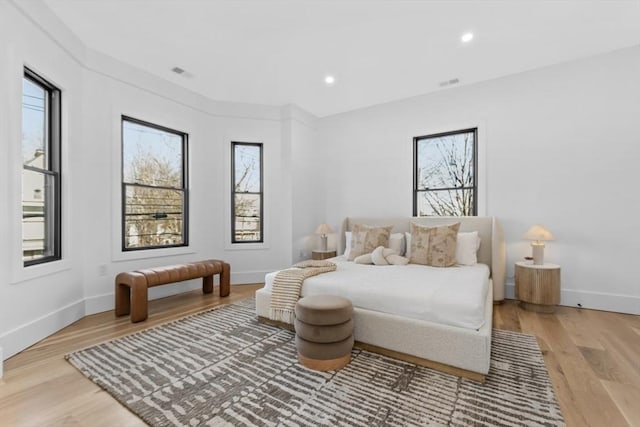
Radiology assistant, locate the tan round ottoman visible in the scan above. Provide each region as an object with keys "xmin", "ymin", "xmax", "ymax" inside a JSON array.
[{"xmin": 294, "ymin": 295, "xmax": 354, "ymax": 371}]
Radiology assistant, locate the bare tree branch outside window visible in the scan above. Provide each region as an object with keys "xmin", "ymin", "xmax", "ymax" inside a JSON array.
[{"xmin": 414, "ymin": 129, "xmax": 477, "ymax": 216}]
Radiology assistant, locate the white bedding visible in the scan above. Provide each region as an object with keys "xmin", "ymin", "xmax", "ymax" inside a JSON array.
[{"xmin": 264, "ymin": 256, "xmax": 490, "ymax": 330}]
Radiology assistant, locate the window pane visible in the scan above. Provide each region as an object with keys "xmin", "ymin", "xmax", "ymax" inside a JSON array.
[
  {"xmin": 416, "ymin": 131, "xmax": 474, "ymax": 190},
  {"xmin": 234, "ymin": 144, "xmax": 261, "ymax": 192},
  {"xmin": 22, "ymin": 170, "xmax": 57, "ymax": 261},
  {"xmin": 22, "ymin": 77, "xmax": 47, "ymax": 167},
  {"xmin": 416, "ymin": 189, "xmax": 474, "ymax": 216},
  {"xmin": 124, "ymin": 184, "xmax": 185, "ymax": 249},
  {"xmin": 234, "ymin": 193, "xmax": 261, "ymax": 241},
  {"xmin": 123, "ymin": 120, "xmax": 183, "ymax": 188}
]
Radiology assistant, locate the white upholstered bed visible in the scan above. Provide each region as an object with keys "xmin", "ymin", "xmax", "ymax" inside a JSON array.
[{"xmin": 256, "ymin": 216, "xmax": 506, "ymax": 381}]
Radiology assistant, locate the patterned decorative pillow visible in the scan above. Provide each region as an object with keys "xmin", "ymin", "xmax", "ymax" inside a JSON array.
[
  {"xmin": 410, "ymin": 222, "xmax": 461, "ymax": 267},
  {"xmin": 347, "ymin": 224, "xmax": 393, "ymax": 261}
]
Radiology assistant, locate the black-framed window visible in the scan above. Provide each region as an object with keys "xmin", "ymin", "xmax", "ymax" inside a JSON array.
[
  {"xmin": 232, "ymin": 142, "xmax": 263, "ymax": 243},
  {"xmin": 22, "ymin": 68, "xmax": 61, "ymax": 266},
  {"xmin": 121, "ymin": 116, "xmax": 188, "ymax": 251},
  {"xmin": 413, "ymin": 128, "xmax": 477, "ymax": 216}
]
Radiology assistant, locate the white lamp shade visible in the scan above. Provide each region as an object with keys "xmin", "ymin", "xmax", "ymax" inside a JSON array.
[
  {"xmin": 315, "ymin": 223, "xmax": 334, "ymax": 235},
  {"xmin": 523, "ymin": 225, "xmax": 553, "ymax": 242}
]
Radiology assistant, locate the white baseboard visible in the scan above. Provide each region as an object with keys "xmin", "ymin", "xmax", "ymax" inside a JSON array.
[
  {"xmin": 84, "ymin": 292, "xmax": 115, "ymax": 316},
  {"xmin": 0, "ymin": 298, "xmax": 85, "ymax": 360},
  {"xmin": 505, "ymin": 282, "xmax": 640, "ymax": 315},
  {"xmin": 232, "ymin": 270, "xmax": 268, "ymax": 285}
]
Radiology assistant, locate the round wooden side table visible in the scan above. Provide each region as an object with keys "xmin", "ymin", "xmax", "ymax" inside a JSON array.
[
  {"xmin": 312, "ymin": 250, "xmax": 337, "ymax": 260},
  {"xmin": 515, "ymin": 261, "xmax": 561, "ymax": 313}
]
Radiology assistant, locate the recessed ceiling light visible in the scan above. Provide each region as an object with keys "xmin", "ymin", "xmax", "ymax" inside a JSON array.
[
  {"xmin": 461, "ymin": 32, "xmax": 474, "ymax": 43},
  {"xmin": 324, "ymin": 75, "xmax": 335, "ymax": 86}
]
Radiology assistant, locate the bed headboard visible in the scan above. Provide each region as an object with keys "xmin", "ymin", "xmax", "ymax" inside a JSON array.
[{"xmin": 340, "ymin": 216, "xmax": 506, "ymax": 302}]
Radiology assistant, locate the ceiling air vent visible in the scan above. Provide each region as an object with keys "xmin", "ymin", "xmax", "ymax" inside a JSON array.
[
  {"xmin": 439, "ymin": 78, "xmax": 460, "ymax": 87},
  {"xmin": 171, "ymin": 67, "xmax": 186, "ymax": 75}
]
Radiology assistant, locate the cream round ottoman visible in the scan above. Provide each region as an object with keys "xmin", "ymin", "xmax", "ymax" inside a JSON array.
[{"xmin": 294, "ymin": 295, "xmax": 354, "ymax": 371}]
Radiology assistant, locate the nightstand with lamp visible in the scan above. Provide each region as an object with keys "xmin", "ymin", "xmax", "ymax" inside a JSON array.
[
  {"xmin": 312, "ymin": 223, "xmax": 336, "ymax": 260},
  {"xmin": 515, "ymin": 225, "xmax": 561, "ymax": 313}
]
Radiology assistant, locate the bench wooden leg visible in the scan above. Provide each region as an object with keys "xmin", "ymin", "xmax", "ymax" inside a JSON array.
[
  {"xmin": 115, "ymin": 272, "xmax": 149, "ymax": 322},
  {"xmin": 202, "ymin": 275, "xmax": 213, "ymax": 294},
  {"xmin": 201, "ymin": 262, "xmax": 230, "ymax": 297},
  {"xmin": 115, "ymin": 282, "xmax": 131, "ymax": 316},
  {"xmin": 130, "ymin": 283, "xmax": 149, "ymax": 323},
  {"xmin": 220, "ymin": 262, "xmax": 230, "ymax": 297}
]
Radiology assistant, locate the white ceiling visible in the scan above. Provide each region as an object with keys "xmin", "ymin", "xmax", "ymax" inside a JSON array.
[{"xmin": 43, "ymin": 0, "xmax": 640, "ymax": 117}]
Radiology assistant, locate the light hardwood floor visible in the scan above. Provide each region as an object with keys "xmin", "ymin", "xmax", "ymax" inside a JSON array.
[{"xmin": 1, "ymin": 285, "xmax": 638, "ymax": 427}]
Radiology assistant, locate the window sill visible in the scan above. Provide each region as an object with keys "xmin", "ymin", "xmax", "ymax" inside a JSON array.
[
  {"xmin": 11, "ymin": 258, "xmax": 72, "ymax": 284},
  {"xmin": 224, "ymin": 242, "xmax": 270, "ymax": 251},
  {"xmin": 111, "ymin": 245, "xmax": 196, "ymax": 262}
]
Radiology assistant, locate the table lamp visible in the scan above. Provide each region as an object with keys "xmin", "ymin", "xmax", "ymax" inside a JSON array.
[
  {"xmin": 315, "ymin": 223, "xmax": 334, "ymax": 252},
  {"xmin": 523, "ymin": 225, "xmax": 553, "ymax": 265}
]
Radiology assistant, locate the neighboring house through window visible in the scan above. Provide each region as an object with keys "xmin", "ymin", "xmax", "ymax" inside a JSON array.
[
  {"xmin": 22, "ymin": 68, "xmax": 61, "ymax": 266},
  {"xmin": 232, "ymin": 142, "xmax": 263, "ymax": 243},
  {"xmin": 413, "ymin": 128, "xmax": 477, "ymax": 216},
  {"xmin": 121, "ymin": 116, "xmax": 188, "ymax": 250}
]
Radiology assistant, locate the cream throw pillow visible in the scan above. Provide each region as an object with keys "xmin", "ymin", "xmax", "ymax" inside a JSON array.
[
  {"xmin": 409, "ymin": 224, "xmax": 430, "ymax": 265},
  {"xmin": 348, "ymin": 224, "xmax": 393, "ymax": 261},
  {"xmin": 410, "ymin": 222, "xmax": 461, "ymax": 267}
]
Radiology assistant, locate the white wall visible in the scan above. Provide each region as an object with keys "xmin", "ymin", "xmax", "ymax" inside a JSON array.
[
  {"xmin": 319, "ymin": 46, "xmax": 640, "ymax": 315},
  {"xmin": 0, "ymin": 0, "xmax": 86, "ymax": 359},
  {"xmin": 283, "ymin": 105, "xmax": 325, "ymax": 262},
  {"xmin": 0, "ymin": 1, "xmax": 316, "ymax": 359}
]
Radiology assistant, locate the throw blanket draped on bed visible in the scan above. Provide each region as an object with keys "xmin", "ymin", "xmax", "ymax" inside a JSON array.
[{"xmin": 269, "ymin": 260, "xmax": 337, "ymax": 324}]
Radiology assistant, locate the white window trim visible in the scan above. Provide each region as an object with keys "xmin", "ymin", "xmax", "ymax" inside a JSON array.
[
  {"xmin": 224, "ymin": 134, "xmax": 270, "ymax": 251},
  {"xmin": 110, "ymin": 107, "xmax": 197, "ymax": 262},
  {"xmin": 9, "ymin": 59, "xmax": 72, "ymax": 284}
]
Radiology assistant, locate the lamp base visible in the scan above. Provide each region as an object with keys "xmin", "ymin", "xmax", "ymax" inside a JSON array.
[
  {"xmin": 531, "ymin": 243, "xmax": 545, "ymax": 265},
  {"xmin": 320, "ymin": 235, "xmax": 328, "ymax": 252}
]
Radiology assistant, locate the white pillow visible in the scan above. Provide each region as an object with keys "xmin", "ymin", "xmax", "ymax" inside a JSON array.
[
  {"xmin": 389, "ymin": 233, "xmax": 405, "ymax": 256},
  {"xmin": 456, "ymin": 231, "xmax": 481, "ymax": 266},
  {"xmin": 404, "ymin": 232, "xmax": 412, "ymax": 259},
  {"xmin": 344, "ymin": 231, "xmax": 352, "ymax": 258}
]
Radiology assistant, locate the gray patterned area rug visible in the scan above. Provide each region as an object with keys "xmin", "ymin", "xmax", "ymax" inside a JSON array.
[{"xmin": 66, "ymin": 299, "xmax": 564, "ymax": 426}]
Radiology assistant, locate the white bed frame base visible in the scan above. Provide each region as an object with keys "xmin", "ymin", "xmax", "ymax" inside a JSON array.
[{"xmin": 255, "ymin": 216, "xmax": 505, "ymax": 382}]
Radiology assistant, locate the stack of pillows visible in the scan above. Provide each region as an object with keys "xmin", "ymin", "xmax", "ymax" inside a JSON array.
[{"xmin": 344, "ymin": 223, "xmax": 481, "ymax": 267}]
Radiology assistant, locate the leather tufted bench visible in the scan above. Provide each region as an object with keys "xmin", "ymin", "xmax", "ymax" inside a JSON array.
[{"xmin": 115, "ymin": 259, "xmax": 230, "ymax": 322}]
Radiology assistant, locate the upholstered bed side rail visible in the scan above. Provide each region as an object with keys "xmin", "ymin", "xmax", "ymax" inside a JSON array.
[{"xmin": 340, "ymin": 216, "xmax": 506, "ymax": 302}]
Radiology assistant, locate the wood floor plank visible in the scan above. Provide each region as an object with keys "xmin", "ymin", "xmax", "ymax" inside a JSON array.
[
  {"xmin": 585, "ymin": 309, "xmax": 640, "ymax": 387},
  {"xmin": 601, "ymin": 381, "xmax": 640, "ymax": 427},
  {"xmin": 530, "ymin": 312, "xmax": 629, "ymax": 426},
  {"xmin": 533, "ymin": 346, "xmax": 590, "ymax": 427},
  {"xmin": 492, "ymin": 300, "xmax": 521, "ymax": 332},
  {"xmin": 578, "ymin": 346, "xmax": 627, "ymax": 383},
  {"xmin": 556, "ymin": 307, "xmax": 605, "ymax": 350},
  {"xmin": 1, "ymin": 286, "xmax": 638, "ymax": 427}
]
